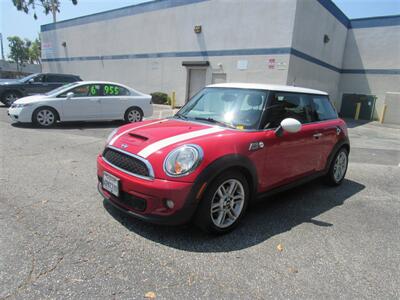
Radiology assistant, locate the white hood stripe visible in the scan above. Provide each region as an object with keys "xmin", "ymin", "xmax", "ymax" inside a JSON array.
[
  {"xmin": 109, "ymin": 119, "xmax": 168, "ymax": 146},
  {"xmin": 138, "ymin": 127, "xmax": 225, "ymax": 158}
]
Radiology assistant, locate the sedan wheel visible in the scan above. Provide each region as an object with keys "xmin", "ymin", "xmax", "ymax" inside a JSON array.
[
  {"xmin": 125, "ymin": 108, "xmax": 143, "ymax": 123},
  {"xmin": 33, "ymin": 108, "xmax": 57, "ymax": 127}
]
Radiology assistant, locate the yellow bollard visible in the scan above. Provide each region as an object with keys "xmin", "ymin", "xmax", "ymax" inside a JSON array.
[
  {"xmin": 380, "ymin": 104, "xmax": 388, "ymax": 124},
  {"xmin": 354, "ymin": 102, "xmax": 361, "ymax": 120},
  {"xmin": 171, "ymin": 91, "xmax": 176, "ymax": 109}
]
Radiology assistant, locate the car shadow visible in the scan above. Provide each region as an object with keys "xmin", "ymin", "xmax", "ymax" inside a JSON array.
[
  {"xmin": 103, "ymin": 178, "xmax": 365, "ymax": 252},
  {"xmin": 10, "ymin": 120, "xmax": 126, "ymax": 130}
]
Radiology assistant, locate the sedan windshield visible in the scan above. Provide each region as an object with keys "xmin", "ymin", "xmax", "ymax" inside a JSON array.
[
  {"xmin": 45, "ymin": 82, "xmax": 80, "ymax": 96},
  {"xmin": 176, "ymin": 88, "xmax": 268, "ymax": 130}
]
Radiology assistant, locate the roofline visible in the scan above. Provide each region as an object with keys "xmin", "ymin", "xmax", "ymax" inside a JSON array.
[
  {"xmin": 206, "ymin": 83, "xmax": 328, "ymax": 95},
  {"xmin": 41, "ymin": 0, "xmax": 209, "ymax": 32},
  {"xmin": 40, "ymin": 0, "xmax": 400, "ymax": 32},
  {"xmin": 349, "ymin": 14, "xmax": 400, "ymax": 29}
]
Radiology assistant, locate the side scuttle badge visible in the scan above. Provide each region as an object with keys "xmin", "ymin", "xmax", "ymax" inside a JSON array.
[{"xmin": 249, "ymin": 141, "xmax": 264, "ymax": 151}]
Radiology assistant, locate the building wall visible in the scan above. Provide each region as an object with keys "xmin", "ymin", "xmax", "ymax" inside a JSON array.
[
  {"xmin": 41, "ymin": 0, "xmax": 400, "ymax": 115},
  {"xmin": 339, "ymin": 19, "xmax": 400, "ymax": 119},
  {"xmin": 41, "ymin": 0, "xmax": 297, "ymax": 105},
  {"xmin": 383, "ymin": 93, "xmax": 400, "ymax": 125},
  {"xmin": 287, "ymin": 0, "xmax": 348, "ymax": 107}
]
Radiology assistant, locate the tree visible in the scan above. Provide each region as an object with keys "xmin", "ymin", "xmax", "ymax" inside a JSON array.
[
  {"xmin": 12, "ymin": 0, "xmax": 78, "ymax": 22},
  {"xmin": 29, "ymin": 38, "xmax": 41, "ymax": 64},
  {"xmin": 7, "ymin": 36, "xmax": 30, "ymax": 73}
]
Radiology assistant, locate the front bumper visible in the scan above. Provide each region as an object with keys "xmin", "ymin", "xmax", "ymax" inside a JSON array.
[
  {"xmin": 7, "ymin": 107, "xmax": 32, "ymax": 123},
  {"xmin": 97, "ymin": 155, "xmax": 199, "ymax": 225}
]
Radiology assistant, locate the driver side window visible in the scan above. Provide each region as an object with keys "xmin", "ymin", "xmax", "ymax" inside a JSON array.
[
  {"xmin": 264, "ymin": 92, "xmax": 314, "ymax": 129},
  {"xmin": 33, "ymin": 75, "xmax": 44, "ymax": 83},
  {"xmin": 59, "ymin": 85, "xmax": 100, "ymax": 98}
]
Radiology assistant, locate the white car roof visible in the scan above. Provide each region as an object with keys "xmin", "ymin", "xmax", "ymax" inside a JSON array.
[
  {"xmin": 76, "ymin": 81, "xmax": 128, "ymax": 86},
  {"xmin": 207, "ymin": 83, "xmax": 328, "ymax": 95}
]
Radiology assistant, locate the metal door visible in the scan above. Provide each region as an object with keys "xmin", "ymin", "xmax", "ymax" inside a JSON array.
[{"xmin": 188, "ymin": 68, "xmax": 207, "ymax": 100}]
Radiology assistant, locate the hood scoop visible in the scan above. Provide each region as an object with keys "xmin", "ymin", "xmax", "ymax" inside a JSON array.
[{"xmin": 128, "ymin": 133, "xmax": 148, "ymax": 141}]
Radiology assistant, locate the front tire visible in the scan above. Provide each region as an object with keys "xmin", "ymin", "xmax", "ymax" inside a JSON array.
[
  {"xmin": 2, "ymin": 91, "xmax": 21, "ymax": 107},
  {"xmin": 124, "ymin": 107, "xmax": 143, "ymax": 123},
  {"xmin": 32, "ymin": 107, "xmax": 58, "ymax": 127},
  {"xmin": 324, "ymin": 148, "xmax": 349, "ymax": 186},
  {"xmin": 194, "ymin": 171, "xmax": 249, "ymax": 234}
]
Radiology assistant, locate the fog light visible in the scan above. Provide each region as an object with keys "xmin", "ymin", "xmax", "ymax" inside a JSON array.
[{"xmin": 165, "ymin": 199, "xmax": 175, "ymax": 209}]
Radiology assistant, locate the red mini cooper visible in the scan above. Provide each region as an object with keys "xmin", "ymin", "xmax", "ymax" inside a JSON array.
[{"xmin": 97, "ymin": 83, "xmax": 349, "ymax": 234}]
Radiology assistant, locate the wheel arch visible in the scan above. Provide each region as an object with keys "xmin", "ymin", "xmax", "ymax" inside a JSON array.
[
  {"xmin": 32, "ymin": 105, "xmax": 61, "ymax": 122},
  {"xmin": 1, "ymin": 89, "xmax": 23, "ymax": 102},
  {"xmin": 324, "ymin": 138, "xmax": 350, "ymax": 173},
  {"xmin": 125, "ymin": 105, "xmax": 143, "ymax": 115},
  {"xmin": 193, "ymin": 154, "xmax": 258, "ymax": 203}
]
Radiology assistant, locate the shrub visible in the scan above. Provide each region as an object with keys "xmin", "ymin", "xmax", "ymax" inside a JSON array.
[{"xmin": 151, "ymin": 92, "xmax": 171, "ymax": 105}]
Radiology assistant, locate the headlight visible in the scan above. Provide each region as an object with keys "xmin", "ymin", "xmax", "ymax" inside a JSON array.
[
  {"xmin": 106, "ymin": 128, "xmax": 118, "ymax": 144},
  {"xmin": 163, "ymin": 145, "xmax": 203, "ymax": 177},
  {"xmin": 11, "ymin": 103, "xmax": 31, "ymax": 108}
]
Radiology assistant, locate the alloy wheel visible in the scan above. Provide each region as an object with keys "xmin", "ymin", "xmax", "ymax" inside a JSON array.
[
  {"xmin": 333, "ymin": 151, "xmax": 347, "ymax": 182},
  {"xmin": 210, "ymin": 179, "xmax": 245, "ymax": 229}
]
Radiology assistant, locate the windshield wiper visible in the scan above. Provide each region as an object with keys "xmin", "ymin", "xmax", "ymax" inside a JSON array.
[
  {"xmin": 194, "ymin": 117, "xmax": 235, "ymax": 129},
  {"xmin": 174, "ymin": 113, "xmax": 188, "ymax": 120}
]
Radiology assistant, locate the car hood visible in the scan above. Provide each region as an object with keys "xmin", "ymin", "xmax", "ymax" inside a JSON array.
[
  {"xmin": 14, "ymin": 95, "xmax": 48, "ymax": 104},
  {"xmin": 0, "ymin": 79, "xmax": 20, "ymax": 85},
  {"xmin": 108, "ymin": 119, "xmax": 227, "ymax": 159}
]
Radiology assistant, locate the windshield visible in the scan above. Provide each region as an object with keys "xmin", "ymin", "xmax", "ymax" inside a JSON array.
[
  {"xmin": 45, "ymin": 82, "xmax": 80, "ymax": 96},
  {"xmin": 18, "ymin": 73, "xmax": 39, "ymax": 82},
  {"xmin": 176, "ymin": 88, "xmax": 268, "ymax": 130}
]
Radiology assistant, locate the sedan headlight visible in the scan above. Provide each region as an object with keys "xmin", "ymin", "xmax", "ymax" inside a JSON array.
[
  {"xmin": 11, "ymin": 103, "xmax": 31, "ymax": 108},
  {"xmin": 163, "ymin": 145, "xmax": 203, "ymax": 177},
  {"xmin": 106, "ymin": 128, "xmax": 118, "ymax": 144}
]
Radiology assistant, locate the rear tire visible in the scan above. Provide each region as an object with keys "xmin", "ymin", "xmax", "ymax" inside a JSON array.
[
  {"xmin": 194, "ymin": 171, "xmax": 249, "ymax": 234},
  {"xmin": 32, "ymin": 107, "xmax": 58, "ymax": 127},
  {"xmin": 1, "ymin": 91, "xmax": 21, "ymax": 107},
  {"xmin": 324, "ymin": 148, "xmax": 349, "ymax": 186},
  {"xmin": 124, "ymin": 107, "xmax": 143, "ymax": 123}
]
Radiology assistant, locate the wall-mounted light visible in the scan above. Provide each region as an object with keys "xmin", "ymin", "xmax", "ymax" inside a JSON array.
[
  {"xmin": 61, "ymin": 41, "xmax": 67, "ymax": 47},
  {"xmin": 323, "ymin": 34, "xmax": 330, "ymax": 44},
  {"xmin": 194, "ymin": 25, "xmax": 202, "ymax": 34}
]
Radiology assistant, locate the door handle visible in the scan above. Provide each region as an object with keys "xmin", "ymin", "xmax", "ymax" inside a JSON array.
[
  {"xmin": 90, "ymin": 99, "xmax": 101, "ymax": 102},
  {"xmin": 313, "ymin": 133, "xmax": 323, "ymax": 139}
]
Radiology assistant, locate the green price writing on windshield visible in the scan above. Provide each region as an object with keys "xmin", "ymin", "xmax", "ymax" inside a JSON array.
[
  {"xmin": 90, "ymin": 85, "xmax": 99, "ymax": 96},
  {"xmin": 104, "ymin": 85, "xmax": 120, "ymax": 95}
]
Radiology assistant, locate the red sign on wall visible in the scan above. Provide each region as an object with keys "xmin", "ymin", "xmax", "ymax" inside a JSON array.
[{"xmin": 268, "ymin": 58, "xmax": 276, "ymax": 69}]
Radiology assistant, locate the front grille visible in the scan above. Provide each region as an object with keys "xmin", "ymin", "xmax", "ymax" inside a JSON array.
[{"xmin": 103, "ymin": 147, "xmax": 150, "ymax": 178}]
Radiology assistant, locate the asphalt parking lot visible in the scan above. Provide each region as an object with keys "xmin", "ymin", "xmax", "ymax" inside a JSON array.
[{"xmin": 0, "ymin": 105, "xmax": 399, "ymax": 299}]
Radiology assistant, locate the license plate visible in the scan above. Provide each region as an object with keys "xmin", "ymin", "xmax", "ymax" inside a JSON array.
[{"xmin": 103, "ymin": 171, "xmax": 120, "ymax": 197}]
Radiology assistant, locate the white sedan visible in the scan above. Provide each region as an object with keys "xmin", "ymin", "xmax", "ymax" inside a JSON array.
[{"xmin": 7, "ymin": 81, "xmax": 153, "ymax": 127}]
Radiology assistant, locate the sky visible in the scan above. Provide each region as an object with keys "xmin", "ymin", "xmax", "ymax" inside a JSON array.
[{"xmin": 1, "ymin": 0, "xmax": 400, "ymax": 58}]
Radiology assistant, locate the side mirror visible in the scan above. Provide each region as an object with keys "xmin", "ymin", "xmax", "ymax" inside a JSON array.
[
  {"xmin": 275, "ymin": 118, "xmax": 302, "ymax": 137},
  {"xmin": 66, "ymin": 92, "xmax": 74, "ymax": 99},
  {"xmin": 28, "ymin": 78, "xmax": 34, "ymax": 84}
]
